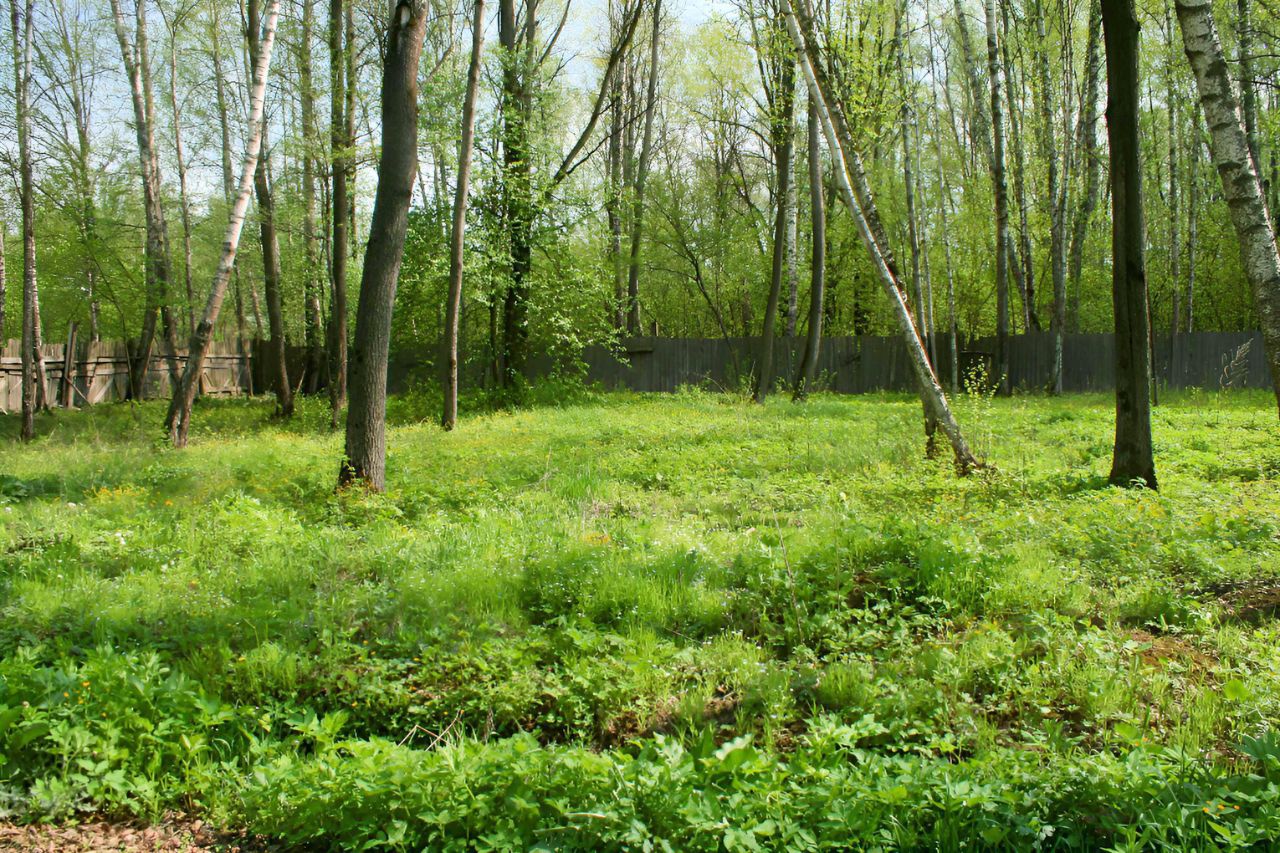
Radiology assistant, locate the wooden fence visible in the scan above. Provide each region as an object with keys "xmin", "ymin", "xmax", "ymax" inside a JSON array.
[
  {"xmin": 525, "ymin": 331, "xmax": 1271, "ymax": 395},
  {"xmin": 0, "ymin": 338, "xmax": 250, "ymax": 413},
  {"xmin": 1, "ymin": 330, "xmax": 1270, "ymax": 413}
]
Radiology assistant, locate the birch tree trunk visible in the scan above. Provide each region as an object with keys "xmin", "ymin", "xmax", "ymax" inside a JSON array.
[
  {"xmin": 1102, "ymin": 0, "xmax": 1157, "ymax": 488},
  {"xmin": 339, "ymin": 0, "xmax": 432, "ymax": 491},
  {"xmin": 793, "ymin": 99, "xmax": 826, "ymax": 399},
  {"xmin": 1176, "ymin": 0, "xmax": 1280, "ymax": 413},
  {"xmin": 248, "ymin": 0, "xmax": 293, "ymax": 418},
  {"xmin": 784, "ymin": 0, "xmax": 979, "ymax": 472},
  {"xmin": 167, "ymin": 0, "xmax": 281, "ymax": 447},
  {"xmin": 442, "ymin": 0, "xmax": 486, "ymax": 432}
]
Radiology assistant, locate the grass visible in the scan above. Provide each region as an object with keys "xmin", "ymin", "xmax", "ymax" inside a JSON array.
[{"xmin": 1, "ymin": 386, "xmax": 1279, "ymax": 850}]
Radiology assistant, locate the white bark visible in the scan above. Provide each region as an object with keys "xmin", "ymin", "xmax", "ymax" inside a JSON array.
[
  {"xmin": 1176, "ymin": 0, "xmax": 1280, "ymax": 413},
  {"xmin": 167, "ymin": 0, "xmax": 281, "ymax": 445},
  {"xmin": 782, "ymin": 0, "xmax": 979, "ymax": 471}
]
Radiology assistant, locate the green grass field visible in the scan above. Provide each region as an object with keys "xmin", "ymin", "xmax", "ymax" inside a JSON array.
[{"xmin": 2, "ymin": 388, "xmax": 1279, "ymax": 850}]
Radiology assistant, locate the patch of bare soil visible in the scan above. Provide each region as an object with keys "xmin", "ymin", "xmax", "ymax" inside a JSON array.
[{"xmin": 0, "ymin": 818, "xmax": 259, "ymax": 852}]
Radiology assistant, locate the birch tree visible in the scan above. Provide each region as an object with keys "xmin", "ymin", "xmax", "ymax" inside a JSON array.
[
  {"xmin": 1175, "ymin": 0, "xmax": 1280, "ymax": 413},
  {"xmin": 166, "ymin": 0, "xmax": 281, "ymax": 446},
  {"xmin": 783, "ymin": 0, "xmax": 980, "ymax": 472}
]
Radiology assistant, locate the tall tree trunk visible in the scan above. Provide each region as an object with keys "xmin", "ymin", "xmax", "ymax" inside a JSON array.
[
  {"xmin": 11, "ymin": 0, "xmax": 38, "ymax": 439},
  {"xmin": 606, "ymin": 42, "xmax": 626, "ymax": 331},
  {"xmin": 1002, "ymin": 1, "xmax": 1038, "ymax": 333},
  {"xmin": 794, "ymin": 99, "xmax": 826, "ymax": 399},
  {"xmin": 626, "ymin": 0, "xmax": 662, "ymax": 336},
  {"xmin": 248, "ymin": 0, "xmax": 293, "ymax": 418},
  {"xmin": 784, "ymin": 0, "xmax": 979, "ymax": 472},
  {"xmin": 1235, "ymin": 0, "xmax": 1260, "ymax": 174},
  {"xmin": 1103, "ymin": 0, "xmax": 1157, "ymax": 488},
  {"xmin": 299, "ymin": 0, "xmax": 325, "ymax": 394},
  {"xmin": 927, "ymin": 5, "xmax": 961, "ymax": 392},
  {"xmin": 784, "ymin": 154, "xmax": 799, "ymax": 339},
  {"xmin": 0, "ymin": 226, "xmax": 6, "ymax": 344},
  {"xmin": 1039, "ymin": 0, "xmax": 1067, "ymax": 391},
  {"xmin": 167, "ymin": 0, "xmax": 281, "ymax": 447},
  {"xmin": 897, "ymin": 6, "xmax": 925, "ymax": 342},
  {"xmin": 110, "ymin": 0, "xmax": 179, "ymax": 399},
  {"xmin": 1176, "ymin": 0, "xmax": 1280, "ymax": 413},
  {"xmin": 329, "ymin": 0, "xmax": 350, "ymax": 425},
  {"xmin": 339, "ymin": 0, "xmax": 432, "ymax": 491},
  {"xmin": 1166, "ymin": 5, "xmax": 1181, "ymax": 337},
  {"xmin": 442, "ymin": 0, "xmax": 486, "ymax": 432},
  {"xmin": 51, "ymin": 0, "xmax": 101, "ymax": 344},
  {"xmin": 499, "ymin": 0, "xmax": 534, "ymax": 387},
  {"xmin": 1068, "ymin": 0, "xmax": 1103, "ymax": 331},
  {"xmin": 166, "ymin": 12, "xmax": 195, "ymax": 335},
  {"xmin": 210, "ymin": 9, "xmax": 248, "ymax": 345},
  {"xmin": 1186, "ymin": 102, "xmax": 1199, "ymax": 332},
  {"xmin": 986, "ymin": 0, "xmax": 1012, "ymax": 392},
  {"xmin": 755, "ymin": 46, "xmax": 794, "ymax": 404}
]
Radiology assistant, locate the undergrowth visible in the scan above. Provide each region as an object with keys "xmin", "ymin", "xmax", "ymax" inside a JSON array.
[{"xmin": 1, "ymin": 389, "xmax": 1278, "ymax": 850}]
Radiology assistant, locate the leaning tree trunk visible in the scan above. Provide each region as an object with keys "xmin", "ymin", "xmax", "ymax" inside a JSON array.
[
  {"xmin": 1176, "ymin": 0, "xmax": 1280, "ymax": 414},
  {"xmin": 784, "ymin": 0, "xmax": 980, "ymax": 472},
  {"xmin": 11, "ymin": 0, "xmax": 37, "ymax": 439},
  {"xmin": 339, "ymin": 0, "xmax": 431, "ymax": 491},
  {"xmin": 793, "ymin": 99, "xmax": 827, "ymax": 400},
  {"xmin": 442, "ymin": 0, "xmax": 486, "ymax": 432},
  {"xmin": 166, "ymin": 0, "xmax": 281, "ymax": 446},
  {"xmin": 1103, "ymin": 0, "xmax": 1158, "ymax": 488},
  {"xmin": 248, "ymin": 0, "xmax": 293, "ymax": 418},
  {"xmin": 328, "ymin": 0, "xmax": 350, "ymax": 426},
  {"xmin": 985, "ymin": 0, "xmax": 1012, "ymax": 393}
]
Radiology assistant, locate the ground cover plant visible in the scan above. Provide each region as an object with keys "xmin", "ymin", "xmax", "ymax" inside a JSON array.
[{"xmin": 1, "ymin": 389, "xmax": 1279, "ymax": 850}]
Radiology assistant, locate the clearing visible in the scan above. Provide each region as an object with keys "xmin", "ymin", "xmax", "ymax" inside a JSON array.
[{"xmin": 1, "ymin": 390, "xmax": 1279, "ymax": 850}]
